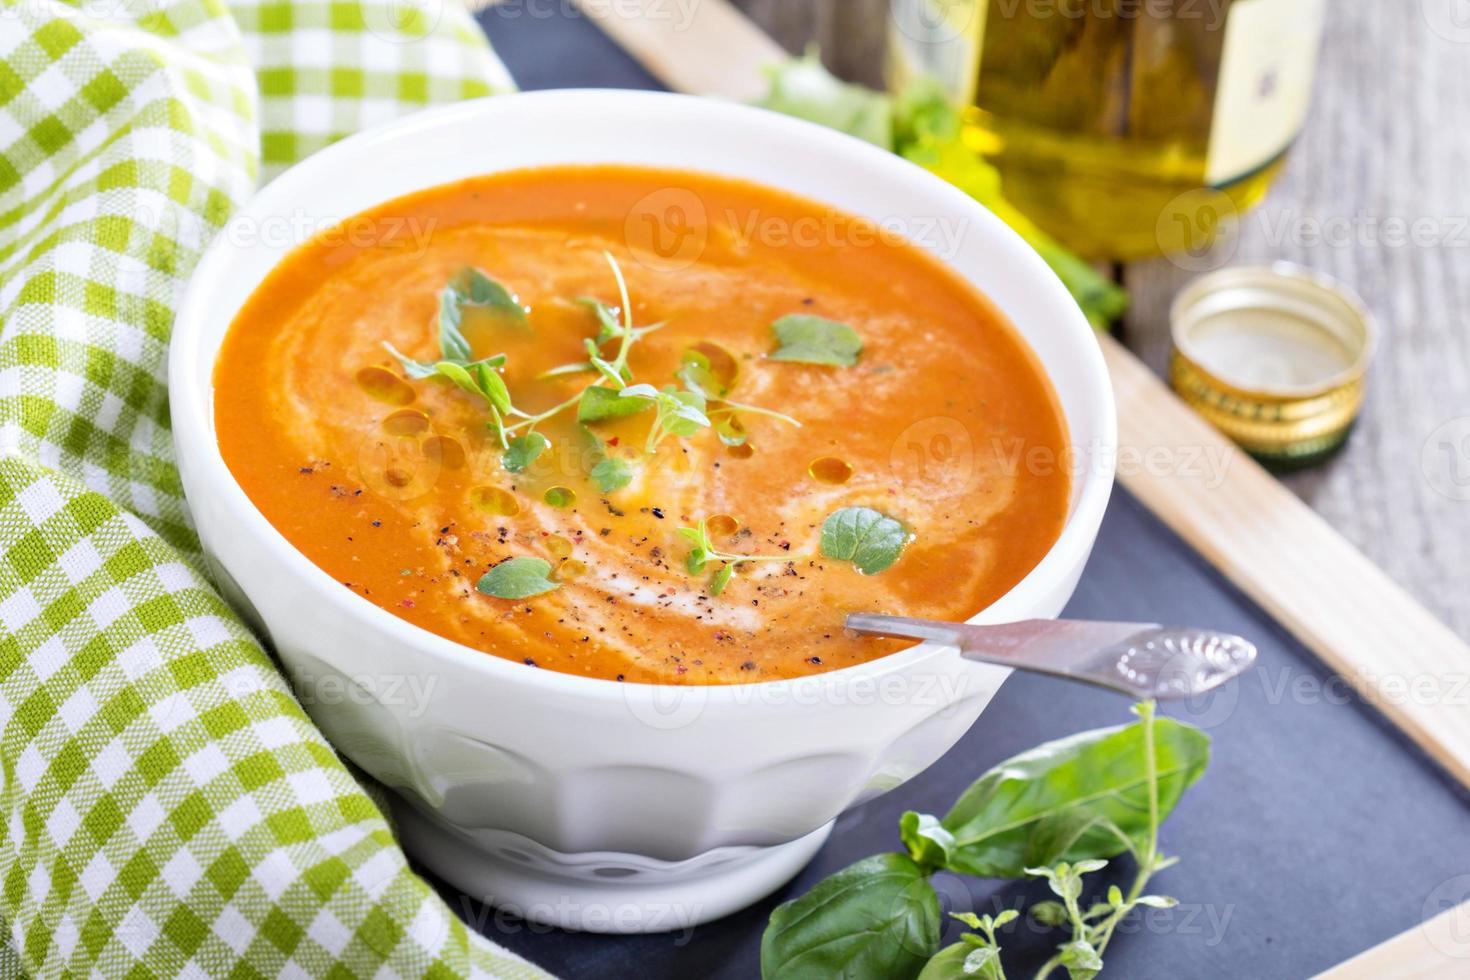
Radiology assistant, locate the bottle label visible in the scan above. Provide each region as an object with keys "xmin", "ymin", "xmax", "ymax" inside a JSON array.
[{"xmin": 1206, "ymin": 0, "xmax": 1327, "ymax": 186}]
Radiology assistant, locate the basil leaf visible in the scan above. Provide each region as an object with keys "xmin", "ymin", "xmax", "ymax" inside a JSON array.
[
  {"xmin": 440, "ymin": 268, "xmax": 526, "ymax": 362},
  {"xmin": 760, "ymin": 853, "xmax": 940, "ymax": 980},
  {"xmin": 936, "ymin": 717, "xmax": 1210, "ymax": 878},
  {"xmin": 899, "ymin": 811, "xmax": 955, "ymax": 871},
  {"xmin": 820, "ymin": 506, "xmax": 909, "ymax": 575},
  {"xmin": 502, "ymin": 433, "xmax": 549, "ymax": 474},
  {"xmin": 578, "ymin": 385, "xmax": 653, "ymax": 423},
  {"xmin": 770, "ymin": 314, "xmax": 863, "ymax": 366},
  {"xmin": 476, "ymin": 557, "xmax": 559, "ymax": 600},
  {"xmin": 590, "ymin": 456, "xmax": 633, "ymax": 493}
]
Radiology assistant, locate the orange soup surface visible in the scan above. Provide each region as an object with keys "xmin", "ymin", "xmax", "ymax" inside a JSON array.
[{"xmin": 215, "ymin": 166, "xmax": 1071, "ymax": 684}]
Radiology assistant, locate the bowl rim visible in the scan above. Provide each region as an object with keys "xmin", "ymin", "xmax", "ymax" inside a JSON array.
[{"xmin": 169, "ymin": 88, "xmax": 1117, "ymax": 704}]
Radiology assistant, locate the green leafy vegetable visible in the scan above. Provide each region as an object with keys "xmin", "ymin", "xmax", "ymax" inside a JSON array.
[
  {"xmin": 427, "ymin": 359, "xmax": 514, "ymax": 448},
  {"xmin": 677, "ymin": 348, "xmax": 731, "ymax": 399},
  {"xmin": 379, "ymin": 267, "xmax": 527, "ymax": 446},
  {"xmin": 913, "ymin": 709, "xmax": 1209, "ymax": 878},
  {"xmin": 617, "ymin": 384, "xmax": 712, "ymax": 452},
  {"xmin": 498, "ymin": 252, "xmax": 668, "ymax": 442},
  {"xmin": 769, "ymin": 314, "xmax": 863, "ymax": 366},
  {"xmin": 476, "ymin": 557, "xmax": 559, "ymax": 600},
  {"xmin": 820, "ymin": 506, "xmax": 909, "ymax": 575},
  {"xmin": 760, "ymin": 854, "xmax": 940, "ymax": 980},
  {"xmin": 502, "ymin": 432, "xmax": 549, "ymax": 474},
  {"xmin": 677, "ymin": 518, "xmax": 794, "ymax": 597},
  {"xmin": 756, "ymin": 51, "xmax": 1128, "ymax": 330},
  {"xmin": 916, "ymin": 911, "xmax": 1018, "ymax": 980},
  {"xmin": 590, "ymin": 456, "xmax": 633, "ymax": 493},
  {"xmin": 761, "ymin": 703, "xmax": 1213, "ymax": 980},
  {"xmin": 577, "ymin": 384, "xmax": 653, "ymax": 423},
  {"xmin": 679, "ymin": 347, "xmax": 802, "ymax": 438},
  {"xmin": 439, "ymin": 267, "xmax": 526, "ymax": 360}
]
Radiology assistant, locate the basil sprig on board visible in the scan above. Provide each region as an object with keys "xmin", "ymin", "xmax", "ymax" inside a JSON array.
[
  {"xmin": 760, "ymin": 703, "xmax": 1210, "ymax": 980},
  {"xmin": 761, "ymin": 854, "xmax": 940, "ymax": 980}
]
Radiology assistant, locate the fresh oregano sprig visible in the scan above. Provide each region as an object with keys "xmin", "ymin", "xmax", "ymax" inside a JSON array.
[
  {"xmin": 618, "ymin": 384, "xmax": 712, "ymax": 453},
  {"xmin": 677, "ymin": 518, "xmax": 797, "ymax": 596},
  {"xmin": 1026, "ymin": 701, "xmax": 1182, "ymax": 980},
  {"xmin": 383, "ymin": 267, "xmax": 517, "ymax": 447}
]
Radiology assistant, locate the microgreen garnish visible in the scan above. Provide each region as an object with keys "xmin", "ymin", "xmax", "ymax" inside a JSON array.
[
  {"xmin": 507, "ymin": 252, "xmax": 669, "ymax": 440},
  {"xmin": 382, "ymin": 266, "xmax": 520, "ymax": 445},
  {"xmin": 770, "ymin": 313, "xmax": 863, "ymax": 366},
  {"xmin": 820, "ymin": 506, "xmax": 909, "ymax": 574},
  {"xmin": 440, "ymin": 268, "xmax": 527, "ymax": 351},
  {"xmin": 590, "ymin": 456, "xmax": 634, "ymax": 493},
  {"xmin": 577, "ymin": 384, "xmax": 654, "ymax": 424},
  {"xmin": 678, "ymin": 348, "xmax": 801, "ymax": 443},
  {"xmin": 676, "ymin": 348, "xmax": 731, "ymax": 399},
  {"xmin": 619, "ymin": 384, "xmax": 712, "ymax": 453},
  {"xmin": 579, "ymin": 424, "xmax": 636, "ymax": 493},
  {"xmin": 502, "ymin": 432, "xmax": 549, "ymax": 473},
  {"xmin": 540, "ymin": 263, "xmax": 667, "ymax": 381},
  {"xmin": 476, "ymin": 556, "xmax": 560, "ymax": 599},
  {"xmin": 678, "ymin": 518, "xmax": 793, "ymax": 596}
]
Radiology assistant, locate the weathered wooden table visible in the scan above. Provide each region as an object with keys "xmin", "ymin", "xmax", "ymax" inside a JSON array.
[{"xmin": 732, "ymin": 0, "xmax": 1470, "ymax": 639}]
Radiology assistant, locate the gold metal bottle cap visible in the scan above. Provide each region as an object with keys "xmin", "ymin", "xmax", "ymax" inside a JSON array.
[{"xmin": 1169, "ymin": 263, "xmax": 1377, "ymax": 468}]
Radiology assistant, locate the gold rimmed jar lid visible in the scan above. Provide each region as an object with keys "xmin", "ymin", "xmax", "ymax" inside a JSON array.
[{"xmin": 1168, "ymin": 262, "xmax": 1377, "ymax": 469}]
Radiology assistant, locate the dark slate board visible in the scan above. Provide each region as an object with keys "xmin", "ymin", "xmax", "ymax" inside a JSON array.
[{"xmin": 426, "ymin": 10, "xmax": 1470, "ymax": 977}]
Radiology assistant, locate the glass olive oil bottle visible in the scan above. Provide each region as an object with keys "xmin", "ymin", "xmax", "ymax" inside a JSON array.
[{"xmin": 889, "ymin": 0, "xmax": 1326, "ymax": 259}]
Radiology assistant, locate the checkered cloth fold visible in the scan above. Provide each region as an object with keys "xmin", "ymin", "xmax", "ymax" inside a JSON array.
[{"xmin": 0, "ymin": 0, "xmax": 549, "ymax": 975}]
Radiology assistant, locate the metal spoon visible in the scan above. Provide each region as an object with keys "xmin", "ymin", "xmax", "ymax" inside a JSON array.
[{"xmin": 845, "ymin": 614, "xmax": 1257, "ymax": 700}]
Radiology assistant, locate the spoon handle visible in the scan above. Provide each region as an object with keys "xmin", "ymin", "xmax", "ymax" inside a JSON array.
[{"xmin": 844, "ymin": 615, "xmax": 1257, "ymax": 700}]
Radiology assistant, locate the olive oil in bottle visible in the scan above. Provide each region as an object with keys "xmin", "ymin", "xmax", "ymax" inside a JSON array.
[{"xmin": 888, "ymin": 0, "xmax": 1326, "ymax": 259}]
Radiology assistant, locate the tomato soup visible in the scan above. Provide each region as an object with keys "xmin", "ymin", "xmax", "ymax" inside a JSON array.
[{"xmin": 214, "ymin": 166, "xmax": 1071, "ymax": 684}]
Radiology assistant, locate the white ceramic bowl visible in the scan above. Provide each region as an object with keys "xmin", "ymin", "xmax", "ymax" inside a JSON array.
[{"xmin": 170, "ymin": 90, "xmax": 1116, "ymax": 933}]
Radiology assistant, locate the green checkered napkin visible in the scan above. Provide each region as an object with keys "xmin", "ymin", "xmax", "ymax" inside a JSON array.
[{"xmin": 0, "ymin": 0, "xmax": 550, "ymax": 975}]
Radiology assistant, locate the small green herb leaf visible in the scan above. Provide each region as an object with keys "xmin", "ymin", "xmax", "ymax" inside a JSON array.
[
  {"xmin": 770, "ymin": 314, "xmax": 863, "ymax": 366},
  {"xmin": 502, "ymin": 433, "xmax": 549, "ymax": 473},
  {"xmin": 820, "ymin": 506, "xmax": 909, "ymax": 574},
  {"xmin": 709, "ymin": 563, "xmax": 734, "ymax": 596},
  {"xmin": 578, "ymin": 385, "xmax": 654, "ymax": 423},
  {"xmin": 1030, "ymin": 901, "xmax": 1068, "ymax": 927},
  {"xmin": 476, "ymin": 557, "xmax": 559, "ymax": 600},
  {"xmin": 760, "ymin": 854, "xmax": 940, "ymax": 980},
  {"xmin": 917, "ymin": 942, "xmax": 1002, "ymax": 980},
  {"xmin": 1059, "ymin": 938, "xmax": 1103, "ymax": 978},
  {"xmin": 433, "ymin": 360, "xmax": 511, "ymax": 416},
  {"xmin": 590, "ymin": 456, "xmax": 634, "ymax": 493},
  {"xmin": 440, "ymin": 268, "xmax": 526, "ymax": 362},
  {"xmin": 678, "ymin": 349, "xmax": 729, "ymax": 399}
]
